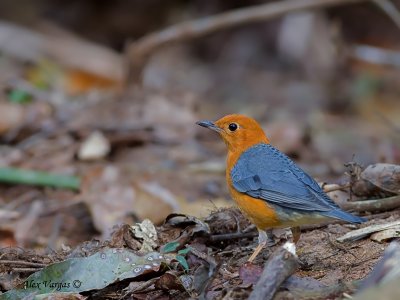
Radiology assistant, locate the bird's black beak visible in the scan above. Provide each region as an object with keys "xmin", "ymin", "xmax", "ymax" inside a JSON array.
[{"xmin": 196, "ymin": 120, "xmax": 222, "ymax": 132}]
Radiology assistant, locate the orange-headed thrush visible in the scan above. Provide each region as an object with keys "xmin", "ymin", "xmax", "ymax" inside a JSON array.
[{"xmin": 197, "ymin": 114, "xmax": 365, "ymax": 261}]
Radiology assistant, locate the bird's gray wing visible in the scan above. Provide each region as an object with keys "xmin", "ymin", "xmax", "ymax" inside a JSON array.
[{"xmin": 231, "ymin": 144, "xmax": 339, "ymax": 212}]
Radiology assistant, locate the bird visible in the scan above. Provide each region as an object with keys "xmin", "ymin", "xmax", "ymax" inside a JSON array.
[{"xmin": 197, "ymin": 114, "xmax": 366, "ymax": 262}]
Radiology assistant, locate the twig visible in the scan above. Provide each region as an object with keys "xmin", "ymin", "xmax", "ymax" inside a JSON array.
[
  {"xmin": 249, "ymin": 242, "xmax": 299, "ymax": 300},
  {"xmin": 364, "ymin": 209, "xmax": 400, "ymax": 221},
  {"xmin": 126, "ymin": 0, "xmax": 368, "ymax": 84},
  {"xmin": 341, "ymin": 195, "xmax": 400, "ymax": 212},
  {"xmin": 210, "ymin": 231, "xmax": 257, "ymax": 242},
  {"xmin": 3, "ymin": 190, "xmax": 41, "ymax": 211},
  {"xmin": 372, "ymin": 0, "xmax": 400, "ymax": 30},
  {"xmin": 11, "ymin": 268, "xmax": 39, "ymax": 273},
  {"xmin": 0, "ymin": 21, "xmax": 123, "ymax": 81},
  {"xmin": 323, "ymin": 183, "xmax": 351, "ymax": 193},
  {"xmin": 0, "ymin": 260, "xmax": 46, "ymax": 267},
  {"xmin": 337, "ymin": 220, "xmax": 400, "ymax": 242}
]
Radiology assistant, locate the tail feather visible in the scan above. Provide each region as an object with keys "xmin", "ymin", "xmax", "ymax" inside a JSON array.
[{"xmin": 325, "ymin": 209, "xmax": 366, "ymax": 224}]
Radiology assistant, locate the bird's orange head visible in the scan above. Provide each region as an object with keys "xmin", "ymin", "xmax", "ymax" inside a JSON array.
[{"xmin": 197, "ymin": 114, "xmax": 270, "ymax": 153}]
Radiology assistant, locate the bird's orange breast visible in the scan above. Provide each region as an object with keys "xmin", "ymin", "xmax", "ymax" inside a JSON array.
[
  {"xmin": 226, "ymin": 148, "xmax": 281, "ymax": 229},
  {"xmin": 227, "ymin": 177, "xmax": 281, "ymax": 229}
]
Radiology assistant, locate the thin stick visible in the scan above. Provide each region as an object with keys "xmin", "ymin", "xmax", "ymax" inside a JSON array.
[
  {"xmin": 126, "ymin": 0, "xmax": 367, "ymax": 83},
  {"xmin": 249, "ymin": 242, "xmax": 299, "ymax": 300},
  {"xmin": 342, "ymin": 195, "xmax": 400, "ymax": 212},
  {"xmin": 337, "ymin": 220, "xmax": 400, "ymax": 242},
  {"xmin": 323, "ymin": 183, "xmax": 351, "ymax": 193},
  {"xmin": 0, "ymin": 260, "xmax": 46, "ymax": 267},
  {"xmin": 11, "ymin": 268, "xmax": 39, "ymax": 273},
  {"xmin": 210, "ymin": 231, "xmax": 257, "ymax": 242},
  {"xmin": 372, "ymin": 0, "xmax": 400, "ymax": 30}
]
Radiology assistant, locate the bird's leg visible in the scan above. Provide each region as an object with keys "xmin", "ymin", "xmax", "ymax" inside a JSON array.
[
  {"xmin": 291, "ymin": 226, "xmax": 301, "ymax": 243},
  {"xmin": 265, "ymin": 229, "xmax": 276, "ymax": 246},
  {"xmin": 248, "ymin": 229, "xmax": 274, "ymax": 262}
]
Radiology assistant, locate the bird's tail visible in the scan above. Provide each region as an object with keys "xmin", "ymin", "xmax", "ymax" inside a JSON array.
[{"xmin": 325, "ymin": 210, "xmax": 366, "ymax": 224}]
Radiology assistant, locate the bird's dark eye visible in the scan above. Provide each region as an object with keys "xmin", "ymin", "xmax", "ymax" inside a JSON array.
[{"xmin": 228, "ymin": 123, "xmax": 238, "ymax": 132}]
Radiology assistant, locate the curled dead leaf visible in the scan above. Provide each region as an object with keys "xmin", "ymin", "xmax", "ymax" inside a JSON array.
[
  {"xmin": 361, "ymin": 164, "xmax": 400, "ymax": 195},
  {"xmin": 165, "ymin": 214, "xmax": 210, "ymax": 236},
  {"xmin": 132, "ymin": 219, "xmax": 158, "ymax": 253},
  {"xmin": 370, "ymin": 227, "xmax": 400, "ymax": 243},
  {"xmin": 155, "ymin": 272, "xmax": 185, "ymax": 291}
]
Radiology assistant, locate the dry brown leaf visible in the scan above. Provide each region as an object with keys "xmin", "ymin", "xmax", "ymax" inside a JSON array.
[
  {"xmin": 82, "ymin": 166, "xmax": 176, "ymax": 237},
  {"xmin": 0, "ymin": 102, "xmax": 25, "ymax": 135},
  {"xmin": 370, "ymin": 227, "xmax": 400, "ymax": 243},
  {"xmin": 361, "ymin": 164, "xmax": 400, "ymax": 195}
]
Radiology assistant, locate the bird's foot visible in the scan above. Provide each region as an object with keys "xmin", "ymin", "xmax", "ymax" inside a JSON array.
[
  {"xmin": 291, "ymin": 226, "xmax": 301, "ymax": 244},
  {"xmin": 260, "ymin": 229, "xmax": 277, "ymax": 246},
  {"xmin": 247, "ymin": 229, "xmax": 275, "ymax": 262},
  {"xmin": 248, "ymin": 242, "xmax": 266, "ymax": 263}
]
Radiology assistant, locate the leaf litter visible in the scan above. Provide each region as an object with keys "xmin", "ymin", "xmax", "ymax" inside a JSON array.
[{"xmin": 1, "ymin": 5, "xmax": 400, "ymax": 298}]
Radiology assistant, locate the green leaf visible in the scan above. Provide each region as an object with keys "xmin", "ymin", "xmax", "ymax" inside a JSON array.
[
  {"xmin": 0, "ymin": 249, "xmax": 166, "ymax": 300},
  {"xmin": 176, "ymin": 255, "xmax": 189, "ymax": 271},
  {"xmin": 8, "ymin": 89, "xmax": 31, "ymax": 104},
  {"xmin": 0, "ymin": 167, "xmax": 80, "ymax": 191},
  {"xmin": 178, "ymin": 248, "xmax": 190, "ymax": 255},
  {"xmin": 162, "ymin": 241, "xmax": 180, "ymax": 253}
]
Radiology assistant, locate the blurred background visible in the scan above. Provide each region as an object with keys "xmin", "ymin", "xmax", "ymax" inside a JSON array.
[{"xmin": 0, "ymin": 0, "xmax": 399, "ymax": 250}]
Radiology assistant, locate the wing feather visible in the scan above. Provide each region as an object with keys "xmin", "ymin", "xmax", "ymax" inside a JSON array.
[{"xmin": 231, "ymin": 144, "xmax": 340, "ymax": 213}]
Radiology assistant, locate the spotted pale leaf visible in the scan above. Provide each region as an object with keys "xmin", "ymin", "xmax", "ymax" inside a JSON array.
[{"xmin": 0, "ymin": 248, "xmax": 168, "ymax": 299}]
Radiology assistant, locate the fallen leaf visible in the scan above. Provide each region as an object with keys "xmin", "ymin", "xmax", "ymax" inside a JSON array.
[
  {"xmin": 239, "ymin": 262, "xmax": 263, "ymax": 285},
  {"xmin": 164, "ymin": 214, "xmax": 210, "ymax": 236},
  {"xmin": 65, "ymin": 69, "xmax": 120, "ymax": 95},
  {"xmin": 155, "ymin": 272, "xmax": 184, "ymax": 291},
  {"xmin": 370, "ymin": 227, "xmax": 400, "ymax": 243},
  {"xmin": 361, "ymin": 164, "xmax": 400, "ymax": 195},
  {"xmin": 135, "ymin": 181, "xmax": 179, "ymax": 222},
  {"xmin": 78, "ymin": 131, "xmax": 110, "ymax": 161},
  {"xmin": 131, "ymin": 219, "xmax": 158, "ymax": 253},
  {"xmin": 193, "ymin": 265, "xmax": 210, "ymax": 293},
  {"xmin": 82, "ymin": 166, "xmax": 136, "ymax": 237},
  {"xmin": 0, "ymin": 249, "xmax": 167, "ymax": 300},
  {"xmin": 82, "ymin": 167, "xmax": 175, "ymax": 237},
  {"xmin": 162, "ymin": 242, "xmax": 180, "ymax": 253},
  {"xmin": 0, "ymin": 103, "xmax": 25, "ymax": 135},
  {"xmin": 176, "ymin": 255, "xmax": 189, "ymax": 271},
  {"xmin": 109, "ymin": 224, "xmax": 142, "ymax": 250}
]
